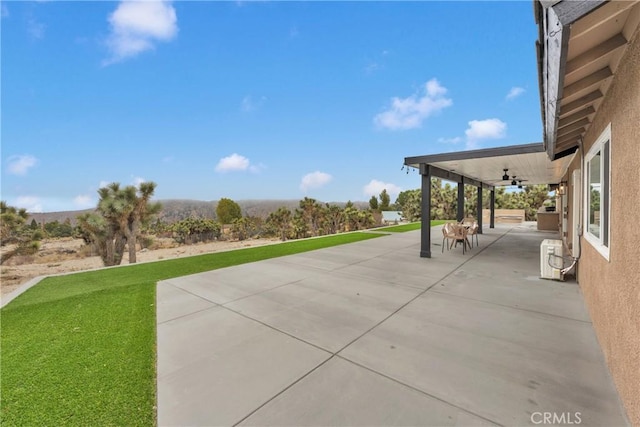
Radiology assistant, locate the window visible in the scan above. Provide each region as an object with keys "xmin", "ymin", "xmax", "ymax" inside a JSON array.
[{"xmin": 584, "ymin": 124, "xmax": 610, "ymax": 260}]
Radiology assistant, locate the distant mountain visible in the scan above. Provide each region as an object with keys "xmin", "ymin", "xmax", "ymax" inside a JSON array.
[
  {"xmin": 28, "ymin": 199, "xmax": 369, "ymax": 225},
  {"xmin": 28, "ymin": 209, "xmax": 93, "ymax": 226}
]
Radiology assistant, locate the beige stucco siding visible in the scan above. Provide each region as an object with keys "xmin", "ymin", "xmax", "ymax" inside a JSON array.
[
  {"xmin": 562, "ymin": 153, "xmax": 581, "ymax": 256},
  {"xmin": 567, "ymin": 24, "xmax": 640, "ymax": 426}
]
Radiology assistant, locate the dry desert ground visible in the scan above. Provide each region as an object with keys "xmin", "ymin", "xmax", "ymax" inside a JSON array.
[{"xmin": 1, "ymin": 236, "xmax": 280, "ymax": 297}]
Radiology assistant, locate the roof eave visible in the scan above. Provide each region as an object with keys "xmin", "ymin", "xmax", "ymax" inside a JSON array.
[
  {"xmin": 404, "ymin": 142, "xmax": 545, "ymax": 167},
  {"xmin": 536, "ymin": 0, "xmax": 608, "ymax": 160}
]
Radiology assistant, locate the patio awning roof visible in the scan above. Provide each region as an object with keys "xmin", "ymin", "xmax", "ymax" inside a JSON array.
[
  {"xmin": 404, "ymin": 142, "xmax": 575, "ymax": 188},
  {"xmin": 535, "ymin": 0, "xmax": 640, "ymax": 160}
]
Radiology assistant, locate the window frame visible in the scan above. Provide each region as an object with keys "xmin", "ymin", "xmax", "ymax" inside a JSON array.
[{"xmin": 583, "ymin": 123, "xmax": 611, "ymax": 261}]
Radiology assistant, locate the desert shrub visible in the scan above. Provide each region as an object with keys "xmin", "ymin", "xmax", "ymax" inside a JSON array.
[
  {"xmin": 6, "ymin": 253, "xmax": 37, "ymax": 265},
  {"xmin": 44, "ymin": 220, "xmax": 75, "ymax": 238},
  {"xmin": 230, "ymin": 216, "xmax": 261, "ymax": 241},
  {"xmin": 78, "ymin": 244, "xmax": 97, "ymax": 258},
  {"xmin": 170, "ymin": 217, "xmax": 221, "ymax": 245},
  {"xmin": 139, "ymin": 236, "xmax": 154, "ymax": 250}
]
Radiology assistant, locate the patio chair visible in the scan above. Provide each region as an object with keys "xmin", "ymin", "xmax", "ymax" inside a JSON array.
[
  {"xmin": 467, "ymin": 221, "xmax": 479, "ymax": 248},
  {"xmin": 462, "ymin": 217, "xmax": 475, "ymax": 225},
  {"xmin": 451, "ymin": 223, "xmax": 469, "ymax": 254},
  {"xmin": 442, "ymin": 223, "xmax": 457, "ymax": 252}
]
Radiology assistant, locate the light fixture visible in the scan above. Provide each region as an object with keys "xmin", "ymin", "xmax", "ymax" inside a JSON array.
[
  {"xmin": 502, "ymin": 169, "xmax": 509, "ymax": 181},
  {"xmin": 557, "ymin": 181, "xmax": 567, "ymax": 195}
]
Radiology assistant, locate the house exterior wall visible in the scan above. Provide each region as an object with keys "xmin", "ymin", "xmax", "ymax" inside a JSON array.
[
  {"xmin": 561, "ymin": 24, "xmax": 640, "ymax": 425},
  {"xmin": 563, "ymin": 151, "xmax": 580, "ymax": 256}
]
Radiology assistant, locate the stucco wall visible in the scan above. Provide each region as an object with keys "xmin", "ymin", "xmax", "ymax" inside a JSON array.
[
  {"xmin": 563, "ymin": 154, "xmax": 581, "ymax": 256},
  {"xmin": 563, "ymin": 23, "xmax": 640, "ymax": 426}
]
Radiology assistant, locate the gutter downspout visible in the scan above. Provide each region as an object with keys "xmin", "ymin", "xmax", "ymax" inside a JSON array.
[{"xmin": 561, "ymin": 137, "xmax": 584, "ymax": 276}]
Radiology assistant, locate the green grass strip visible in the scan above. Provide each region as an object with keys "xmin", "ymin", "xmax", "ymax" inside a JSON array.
[
  {"xmin": 376, "ymin": 220, "xmax": 447, "ymax": 233},
  {"xmin": 1, "ymin": 231, "xmax": 381, "ymax": 426}
]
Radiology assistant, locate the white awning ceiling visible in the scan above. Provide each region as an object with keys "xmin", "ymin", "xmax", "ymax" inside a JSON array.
[{"xmin": 404, "ymin": 143, "xmax": 575, "ymax": 188}]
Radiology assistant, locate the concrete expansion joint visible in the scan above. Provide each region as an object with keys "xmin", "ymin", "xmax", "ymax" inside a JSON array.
[
  {"xmin": 158, "ymin": 305, "xmax": 218, "ymax": 325},
  {"xmin": 333, "ymin": 355, "xmax": 502, "ymax": 427},
  {"xmin": 324, "ymin": 232, "xmax": 511, "ymax": 358},
  {"xmin": 231, "ymin": 354, "xmax": 335, "ymax": 427},
  {"xmin": 220, "ymin": 303, "xmax": 332, "ymax": 355},
  {"xmin": 220, "ymin": 277, "xmax": 309, "ymax": 306},
  {"xmin": 429, "ymin": 288, "xmax": 594, "ymax": 324}
]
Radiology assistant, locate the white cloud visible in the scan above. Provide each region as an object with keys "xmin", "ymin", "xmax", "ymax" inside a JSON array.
[
  {"xmin": 7, "ymin": 154, "xmax": 38, "ymax": 175},
  {"xmin": 241, "ymin": 95, "xmax": 267, "ymax": 112},
  {"xmin": 15, "ymin": 196, "xmax": 43, "ymax": 213},
  {"xmin": 506, "ymin": 87, "xmax": 525, "ymax": 100},
  {"xmin": 300, "ymin": 171, "xmax": 332, "ymax": 192},
  {"xmin": 363, "ymin": 179, "xmax": 402, "ymax": 198},
  {"xmin": 438, "ymin": 137, "xmax": 462, "ymax": 145},
  {"xmin": 28, "ymin": 17, "xmax": 46, "ymax": 39},
  {"xmin": 364, "ymin": 50, "xmax": 389, "ymax": 74},
  {"xmin": 99, "ymin": 180, "xmax": 111, "ymax": 189},
  {"xmin": 74, "ymin": 194, "xmax": 95, "ymax": 209},
  {"xmin": 104, "ymin": 1, "xmax": 178, "ymax": 65},
  {"xmin": 132, "ymin": 176, "xmax": 145, "ymax": 187},
  {"xmin": 215, "ymin": 153, "xmax": 252, "ymax": 173},
  {"xmin": 365, "ymin": 62, "xmax": 380, "ymax": 74},
  {"xmin": 465, "ymin": 119, "xmax": 507, "ymax": 149},
  {"xmin": 374, "ymin": 78, "xmax": 453, "ymax": 130}
]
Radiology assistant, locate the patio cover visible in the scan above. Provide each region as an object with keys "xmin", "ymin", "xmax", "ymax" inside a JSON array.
[
  {"xmin": 403, "ymin": 142, "xmax": 574, "ymax": 257},
  {"xmin": 404, "ymin": 142, "xmax": 573, "ymax": 188}
]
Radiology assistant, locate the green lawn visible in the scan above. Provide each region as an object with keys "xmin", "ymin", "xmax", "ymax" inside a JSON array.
[
  {"xmin": 1, "ymin": 221, "xmax": 451, "ymax": 425},
  {"xmin": 376, "ymin": 220, "xmax": 447, "ymax": 233},
  {"xmin": 1, "ymin": 232, "xmax": 382, "ymax": 426}
]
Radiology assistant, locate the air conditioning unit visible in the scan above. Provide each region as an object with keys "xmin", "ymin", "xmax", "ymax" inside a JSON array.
[{"xmin": 540, "ymin": 239, "xmax": 563, "ymax": 280}]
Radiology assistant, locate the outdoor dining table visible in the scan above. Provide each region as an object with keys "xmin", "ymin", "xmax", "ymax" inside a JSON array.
[{"xmin": 451, "ymin": 223, "xmax": 472, "ymax": 252}]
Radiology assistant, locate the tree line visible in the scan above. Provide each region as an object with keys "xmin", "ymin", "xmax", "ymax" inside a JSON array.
[
  {"xmin": 1, "ymin": 180, "xmax": 550, "ymax": 266},
  {"xmin": 394, "ymin": 179, "xmax": 551, "ymax": 222},
  {"xmin": 147, "ymin": 197, "xmax": 378, "ymax": 244}
]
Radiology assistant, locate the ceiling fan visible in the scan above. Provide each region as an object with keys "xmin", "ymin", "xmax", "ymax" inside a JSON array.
[
  {"xmin": 499, "ymin": 170, "xmax": 528, "ymax": 187},
  {"xmin": 511, "ymin": 176, "xmax": 528, "ymax": 187}
]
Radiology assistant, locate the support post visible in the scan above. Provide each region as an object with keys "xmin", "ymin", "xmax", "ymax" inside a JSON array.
[
  {"xmin": 457, "ymin": 178, "xmax": 465, "ymax": 222},
  {"xmin": 490, "ymin": 189, "xmax": 495, "ymax": 229},
  {"xmin": 420, "ymin": 164, "xmax": 431, "ymax": 258},
  {"xmin": 477, "ymin": 186, "xmax": 483, "ymax": 234}
]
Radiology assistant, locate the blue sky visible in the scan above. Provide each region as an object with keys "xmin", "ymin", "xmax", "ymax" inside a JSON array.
[{"xmin": 2, "ymin": 1, "xmax": 542, "ymax": 213}]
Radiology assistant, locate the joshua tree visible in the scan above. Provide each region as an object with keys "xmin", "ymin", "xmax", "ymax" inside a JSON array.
[
  {"xmin": 298, "ymin": 197, "xmax": 322, "ymax": 237},
  {"xmin": 77, "ymin": 182, "xmax": 160, "ymax": 266},
  {"xmin": 120, "ymin": 182, "xmax": 161, "ymax": 263},
  {"xmin": 0, "ymin": 201, "xmax": 43, "ymax": 265},
  {"xmin": 266, "ymin": 207, "xmax": 292, "ymax": 241},
  {"xmin": 323, "ymin": 203, "xmax": 344, "ymax": 234}
]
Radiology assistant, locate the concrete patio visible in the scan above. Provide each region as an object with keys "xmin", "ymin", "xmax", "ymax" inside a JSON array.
[{"xmin": 156, "ymin": 223, "xmax": 629, "ymax": 426}]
